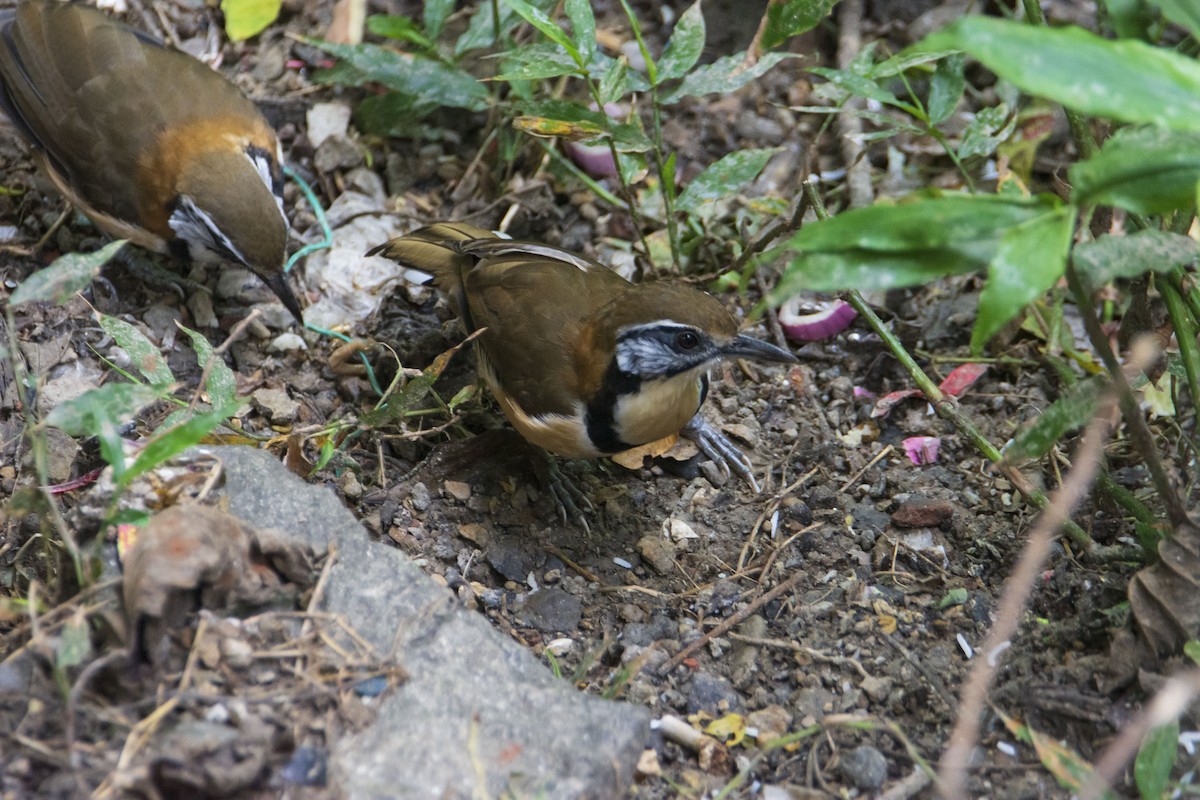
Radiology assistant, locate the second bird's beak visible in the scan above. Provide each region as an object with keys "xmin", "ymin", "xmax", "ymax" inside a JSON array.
[
  {"xmin": 260, "ymin": 270, "xmax": 305, "ymax": 326},
  {"xmin": 721, "ymin": 334, "xmax": 797, "ymax": 364}
]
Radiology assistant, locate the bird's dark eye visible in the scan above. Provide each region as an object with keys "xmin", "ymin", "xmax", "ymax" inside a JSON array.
[{"xmin": 675, "ymin": 331, "xmax": 701, "ymax": 350}]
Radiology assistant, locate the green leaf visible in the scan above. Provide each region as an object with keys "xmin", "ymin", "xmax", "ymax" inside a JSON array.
[
  {"xmin": 1134, "ymin": 720, "xmax": 1179, "ymax": 800},
  {"xmin": 760, "ymin": 0, "xmax": 840, "ymax": 50},
  {"xmin": 56, "ymin": 612, "xmax": 92, "ymax": 671},
  {"xmin": 221, "ymin": 0, "xmax": 280, "ymax": 41},
  {"xmin": 598, "ymin": 56, "xmax": 630, "ymax": 105},
  {"xmin": 121, "ymin": 403, "xmax": 243, "ymax": 488},
  {"xmin": 456, "ymin": 1, "xmax": 502, "ymax": 53},
  {"xmin": 919, "ymin": 17, "xmax": 1200, "ymax": 130},
  {"xmin": 659, "ymin": 1, "xmax": 706, "ymax": 82},
  {"xmin": 770, "ymin": 193, "xmax": 1064, "ymax": 296},
  {"xmin": 663, "ymin": 152, "xmax": 678, "ymax": 205},
  {"xmin": 42, "ymin": 383, "xmax": 161, "ymax": 438},
  {"xmin": 958, "ymin": 104, "xmax": 1016, "ymax": 160},
  {"xmin": 617, "ymin": 151, "xmax": 649, "ymax": 184},
  {"xmin": 1003, "ymin": 376, "xmax": 1108, "ymax": 463},
  {"xmin": 1105, "ymin": 0, "xmax": 1156, "ymax": 40},
  {"xmin": 871, "ymin": 48, "xmax": 962, "ymax": 79},
  {"xmin": 1069, "ymin": 127, "xmax": 1200, "ymax": 214},
  {"xmin": 565, "ymin": 0, "xmax": 596, "ymax": 65},
  {"xmin": 677, "ymin": 148, "xmax": 783, "ymax": 214},
  {"xmin": 454, "ymin": 0, "xmax": 558, "ymax": 56},
  {"xmin": 928, "ymin": 53, "xmax": 965, "ymax": 124},
  {"xmin": 42, "ymin": 382, "xmax": 162, "ymax": 484},
  {"xmin": 972, "ymin": 206, "xmax": 1072, "ymax": 352},
  {"xmin": 446, "ymin": 383, "xmax": 479, "ymax": 412},
  {"xmin": 938, "ymin": 587, "xmax": 969, "ymax": 608},
  {"xmin": 10, "ymin": 240, "xmax": 125, "ymax": 306},
  {"xmin": 309, "ymin": 39, "xmax": 489, "ymax": 111},
  {"xmin": 662, "ymin": 51, "xmax": 799, "ymax": 103},
  {"xmin": 366, "ymin": 15, "xmax": 434, "ymax": 49},
  {"xmin": 493, "ymin": 43, "xmax": 582, "ymax": 81},
  {"xmin": 423, "ymin": 0, "xmax": 454, "ymax": 39},
  {"xmin": 1074, "ymin": 231, "xmax": 1197, "ymax": 287},
  {"xmin": 616, "ymin": 0, "xmax": 658, "ymax": 85},
  {"xmin": 505, "ymin": 0, "xmax": 580, "ymax": 62},
  {"xmin": 99, "ymin": 316, "xmax": 173, "ymax": 389},
  {"xmin": 1185, "ymin": 640, "xmax": 1200, "ymax": 666},
  {"xmin": 809, "ymin": 66, "xmax": 906, "ymax": 109},
  {"xmin": 1149, "ymin": 0, "xmax": 1200, "ymax": 39},
  {"xmin": 353, "ymin": 93, "xmax": 441, "ymax": 136},
  {"xmin": 178, "ymin": 324, "xmax": 238, "ymax": 408}
]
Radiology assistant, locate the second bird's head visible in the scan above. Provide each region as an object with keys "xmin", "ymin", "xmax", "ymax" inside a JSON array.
[{"xmin": 164, "ymin": 143, "xmax": 302, "ymax": 323}]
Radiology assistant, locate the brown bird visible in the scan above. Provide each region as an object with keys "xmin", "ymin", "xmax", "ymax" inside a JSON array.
[
  {"xmin": 0, "ymin": 1, "xmax": 303, "ymax": 323},
  {"xmin": 369, "ymin": 223, "xmax": 797, "ymax": 500}
]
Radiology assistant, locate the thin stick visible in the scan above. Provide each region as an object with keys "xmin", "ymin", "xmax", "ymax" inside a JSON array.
[
  {"xmin": 937, "ymin": 398, "xmax": 1115, "ymax": 799},
  {"xmin": 839, "ymin": 444, "xmax": 894, "ymax": 492},
  {"xmin": 658, "ymin": 568, "xmax": 806, "ymax": 675}
]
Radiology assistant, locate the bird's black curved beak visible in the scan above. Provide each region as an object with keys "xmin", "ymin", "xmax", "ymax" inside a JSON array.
[
  {"xmin": 261, "ymin": 270, "xmax": 305, "ymax": 326},
  {"xmin": 722, "ymin": 334, "xmax": 797, "ymax": 364}
]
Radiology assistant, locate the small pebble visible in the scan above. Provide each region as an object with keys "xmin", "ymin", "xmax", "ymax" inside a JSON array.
[
  {"xmin": 687, "ymin": 672, "xmax": 743, "ymax": 715},
  {"xmin": 409, "ymin": 482, "xmax": 431, "ymax": 512},
  {"xmin": 840, "ymin": 745, "xmax": 888, "ymax": 790},
  {"xmin": 443, "ymin": 480, "xmax": 471, "ymax": 501}
]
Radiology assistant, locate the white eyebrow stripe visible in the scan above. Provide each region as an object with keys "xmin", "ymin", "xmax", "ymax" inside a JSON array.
[
  {"xmin": 244, "ymin": 149, "xmax": 287, "ymax": 223},
  {"xmin": 617, "ymin": 320, "xmax": 694, "ymax": 339}
]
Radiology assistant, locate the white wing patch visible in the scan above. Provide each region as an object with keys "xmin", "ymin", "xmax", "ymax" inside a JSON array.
[{"xmin": 168, "ymin": 197, "xmax": 246, "ymax": 264}]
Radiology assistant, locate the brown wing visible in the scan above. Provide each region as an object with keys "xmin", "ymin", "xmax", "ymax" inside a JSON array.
[
  {"xmin": 462, "ymin": 245, "xmax": 629, "ymax": 418},
  {"xmin": 371, "ymin": 225, "xmax": 631, "ymax": 417},
  {"xmin": 367, "ymin": 222, "xmax": 494, "ymax": 326}
]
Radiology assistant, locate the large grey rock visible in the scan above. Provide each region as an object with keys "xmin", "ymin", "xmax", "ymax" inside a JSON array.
[{"xmin": 205, "ymin": 446, "xmax": 648, "ymax": 799}]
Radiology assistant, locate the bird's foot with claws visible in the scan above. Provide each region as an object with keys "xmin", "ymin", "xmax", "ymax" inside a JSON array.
[
  {"xmin": 531, "ymin": 453, "xmax": 594, "ymax": 532},
  {"xmin": 680, "ymin": 414, "xmax": 762, "ymax": 493}
]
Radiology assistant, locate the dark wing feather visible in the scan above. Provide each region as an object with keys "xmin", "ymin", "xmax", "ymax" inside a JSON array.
[
  {"xmin": 370, "ymin": 225, "xmax": 631, "ymax": 417},
  {"xmin": 463, "ymin": 248, "xmax": 628, "ymax": 417}
]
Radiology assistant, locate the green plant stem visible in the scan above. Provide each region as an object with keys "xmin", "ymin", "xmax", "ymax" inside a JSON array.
[
  {"xmin": 734, "ymin": 188, "xmax": 810, "ymax": 279},
  {"xmin": 536, "ymin": 138, "xmax": 635, "ymax": 215},
  {"xmin": 648, "ymin": 93, "xmax": 682, "ymax": 270},
  {"xmin": 800, "ymin": 181, "xmax": 1091, "ymax": 545},
  {"xmin": 1162, "ymin": 278, "xmax": 1200, "ymax": 427},
  {"xmin": 1021, "ymin": 0, "xmax": 1098, "ymax": 158},
  {"xmin": 1173, "ymin": 268, "xmax": 1200, "ymax": 324},
  {"xmin": 575, "ymin": 81, "xmax": 654, "ymax": 265},
  {"xmin": 1064, "ymin": 262, "xmax": 1193, "ymax": 530},
  {"xmin": 1095, "ymin": 469, "xmax": 1159, "ymax": 530}
]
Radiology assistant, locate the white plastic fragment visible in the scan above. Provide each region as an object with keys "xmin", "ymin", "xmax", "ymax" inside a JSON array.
[{"xmin": 956, "ymin": 633, "xmax": 974, "ymax": 659}]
